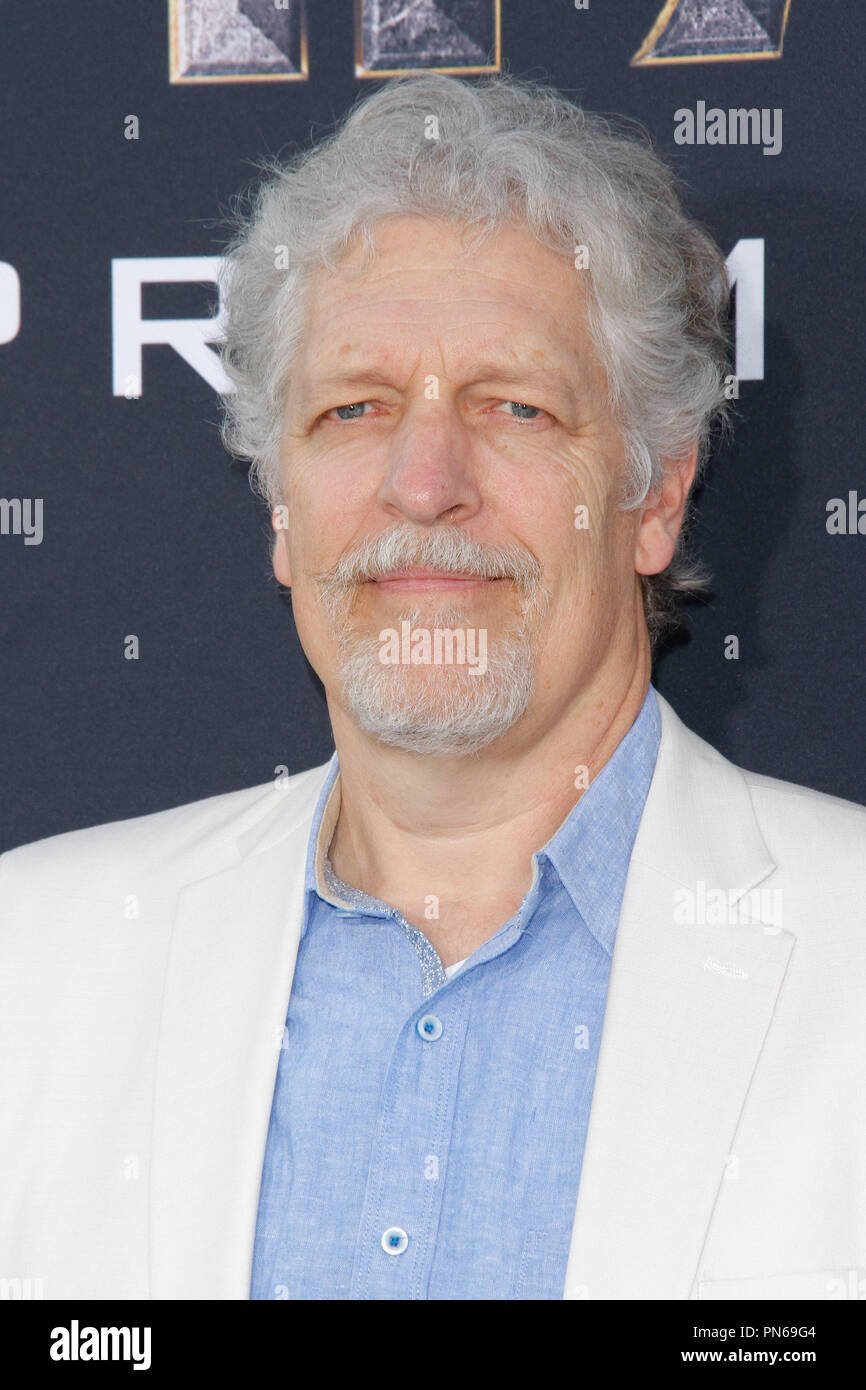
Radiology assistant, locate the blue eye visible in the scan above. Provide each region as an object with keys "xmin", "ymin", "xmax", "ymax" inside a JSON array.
[
  {"xmin": 505, "ymin": 401, "xmax": 541, "ymax": 419},
  {"xmin": 332, "ymin": 402, "xmax": 370, "ymax": 420}
]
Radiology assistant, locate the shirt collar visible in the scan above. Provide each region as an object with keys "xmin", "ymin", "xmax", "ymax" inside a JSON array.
[
  {"xmin": 535, "ymin": 682, "xmax": 661, "ymax": 956},
  {"xmin": 303, "ymin": 751, "xmax": 343, "ymax": 902},
  {"xmin": 303, "ymin": 684, "xmax": 662, "ymax": 951}
]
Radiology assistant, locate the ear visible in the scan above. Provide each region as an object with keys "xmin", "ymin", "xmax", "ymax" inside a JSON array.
[
  {"xmin": 634, "ymin": 445, "xmax": 699, "ymax": 576},
  {"xmin": 272, "ymin": 510, "xmax": 293, "ymax": 587}
]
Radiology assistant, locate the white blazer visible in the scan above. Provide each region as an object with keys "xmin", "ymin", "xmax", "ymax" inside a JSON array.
[{"xmin": 1, "ymin": 692, "xmax": 865, "ymax": 1301}]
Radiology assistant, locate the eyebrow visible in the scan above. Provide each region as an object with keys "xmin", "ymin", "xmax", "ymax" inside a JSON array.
[{"xmin": 304, "ymin": 362, "xmax": 579, "ymax": 405}]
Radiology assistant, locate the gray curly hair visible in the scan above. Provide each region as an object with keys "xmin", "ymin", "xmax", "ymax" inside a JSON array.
[{"xmin": 218, "ymin": 71, "xmax": 731, "ymax": 648}]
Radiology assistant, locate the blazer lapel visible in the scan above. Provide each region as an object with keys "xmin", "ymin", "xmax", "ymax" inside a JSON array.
[
  {"xmin": 148, "ymin": 769, "xmax": 329, "ymax": 1299},
  {"xmin": 563, "ymin": 695, "xmax": 795, "ymax": 1299}
]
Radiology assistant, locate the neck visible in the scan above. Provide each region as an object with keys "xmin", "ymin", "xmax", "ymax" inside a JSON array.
[{"xmin": 326, "ymin": 637, "xmax": 651, "ymax": 967}]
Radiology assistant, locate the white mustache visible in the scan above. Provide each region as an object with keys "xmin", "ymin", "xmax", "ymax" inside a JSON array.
[{"xmin": 315, "ymin": 525, "xmax": 543, "ymax": 613}]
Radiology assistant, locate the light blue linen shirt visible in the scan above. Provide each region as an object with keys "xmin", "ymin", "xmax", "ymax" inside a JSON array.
[{"xmin": 250, "ymin": 684, "xmax": 661, "ymax": 1299}]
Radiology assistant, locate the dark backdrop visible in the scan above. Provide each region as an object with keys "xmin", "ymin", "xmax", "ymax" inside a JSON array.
[{"xmin": 1, "ymin": 0, "xmax": 864, "ymax": 852}]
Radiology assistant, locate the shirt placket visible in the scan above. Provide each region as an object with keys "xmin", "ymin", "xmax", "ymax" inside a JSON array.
[{"xmin": 349, "ymin": 972, "xmax": 470, "ymax": 1300}]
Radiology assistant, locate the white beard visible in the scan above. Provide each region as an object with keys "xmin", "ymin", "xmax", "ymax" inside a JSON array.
[
  {"xmin": 315, "ymin": 523, "xmax": 548, "ymax": 756},
  {"xmin": 336, "ymin": 601, "xmax": 538, "ymax": 755}
]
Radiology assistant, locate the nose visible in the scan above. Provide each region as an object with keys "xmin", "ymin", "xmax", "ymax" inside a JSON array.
[{"xmin": 375, "ymin": 403, "xmax": 482, "ymax": 527}]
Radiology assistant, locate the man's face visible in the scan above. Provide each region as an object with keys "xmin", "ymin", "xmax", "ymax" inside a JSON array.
[{"xmin": 273, "ymin": 215, "xmax": 650, "ymax": 755}]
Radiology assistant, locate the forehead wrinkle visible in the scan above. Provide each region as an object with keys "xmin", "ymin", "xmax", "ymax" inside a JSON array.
[
  {"xmin": 302, "ymin": 330, "xmax": 586, "ymax": 393},
  {"xmin": 307, "ymin": 297, "xmax": 576, "ymax": 332},
  {"xmin": 303, "ymin": 312, "xmax": 582, "ymax": 369},
  {"xmin": 303, "ymin": 258, "xmax": 586, "ymax": 354},
  {"xmin": 297, "ymin": 272, "xmax": 592, "ymax": 405}
]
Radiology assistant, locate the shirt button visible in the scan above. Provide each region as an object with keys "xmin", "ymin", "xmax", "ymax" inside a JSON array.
[
  {"xmin": 381, "ymin": 1227, "xmax": 409, "ymax": 1255},
  {"xmin": 416, "ymin": 1014, "xmax": 443, "ymax": 1042}
]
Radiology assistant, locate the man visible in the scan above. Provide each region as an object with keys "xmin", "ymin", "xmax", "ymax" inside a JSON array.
[{"xmin": 2, "ymin": 73, "xmax": 864, "ymax": 1302}]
